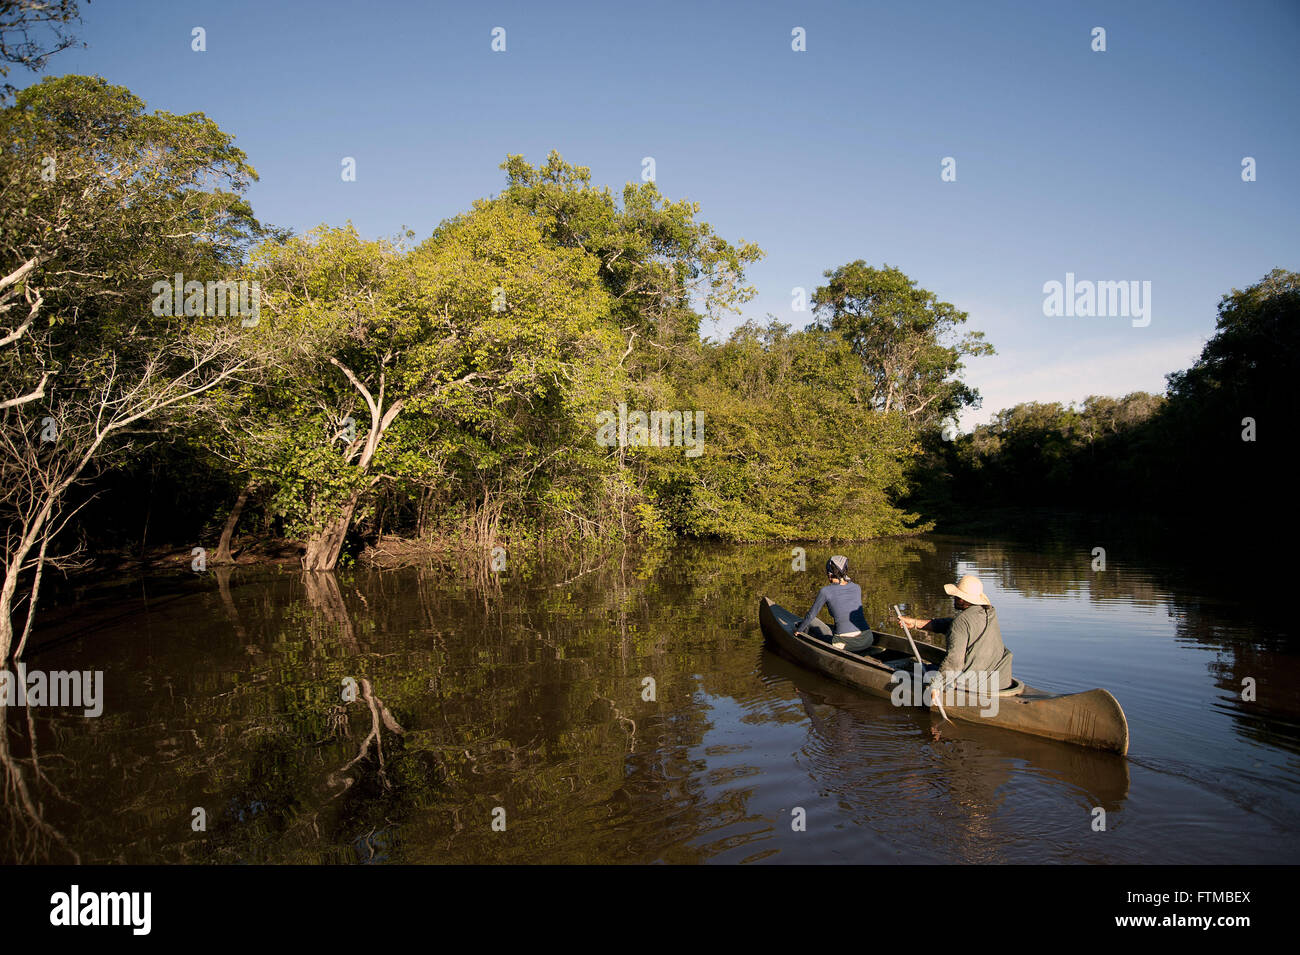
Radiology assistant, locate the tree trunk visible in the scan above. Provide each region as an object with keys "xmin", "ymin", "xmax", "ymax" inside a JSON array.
[
  {"xmin": 0, "ymin": 565, "xmax": 21, "ymax": 660},
  {"xmin": 0, "ymin": 498, "xmax": 55, "ymax": 661},
  {"xmin": 215, "ymin": 483, "xmax": 251, "ymax": 564},
  {"xmin": 298, "ymin": 360, "xmax": 406, "ymax": 572},
  {"xmin": 301, "ymin": 493, "xmax": 361, "ymax": 571}
]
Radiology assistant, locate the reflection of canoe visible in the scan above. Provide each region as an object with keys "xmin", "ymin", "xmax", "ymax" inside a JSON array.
[
  {"xmin": 760, "ymin": 597, "xmax": 1129, "ymax": 755},
  {"xmin": 758, "ymin": 647, "xmax": 1130, "ymax": 807}
]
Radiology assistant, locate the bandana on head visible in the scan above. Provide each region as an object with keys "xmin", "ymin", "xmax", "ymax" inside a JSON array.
[{"xmin": 826, "ymin": 555, "xmax": 850, "ymax": 579}]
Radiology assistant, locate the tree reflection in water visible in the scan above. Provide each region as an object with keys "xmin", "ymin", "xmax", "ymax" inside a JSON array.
[{"xmin": 3, "ymin": 530, "xmax": 1295, "ymax": 864}]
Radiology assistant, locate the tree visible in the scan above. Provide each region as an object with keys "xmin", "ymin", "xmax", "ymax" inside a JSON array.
[
  {"xmin": 0, "ymin": 0, "xmax": 85, "ymax": 97},
  {"xmin": 498, "ymin": 152, "xmax": 766, "ymax": 539},
  {"xmin": 0, "ymin": 75, "xmax": 267, "ymax": 658},
  {"xmin": 637, "ymin": 320, "xmax": 922, "ymax": 541},
  {"xmin": 499, "ymin": 151, "xmax": 763, "ymax": 350},
  {"xmin": 1165, "ymin": 268, "xmax": 1299, "ymax": 418},
  {"xmin": 245, "ymin": 201, "xmax": 621, "ymax": 571},
  {"xmin": 1158, "ymin": 267, "xmax": 1299, "ymax": 519},
  {"xmin": 811, "ymin": 261, "xmax": 992, "ymax": 432}
]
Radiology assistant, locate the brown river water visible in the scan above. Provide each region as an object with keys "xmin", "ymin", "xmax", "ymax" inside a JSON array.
[{"xmin": 4, "ymin": 528, "xmax": 1298, "ymax": 864}]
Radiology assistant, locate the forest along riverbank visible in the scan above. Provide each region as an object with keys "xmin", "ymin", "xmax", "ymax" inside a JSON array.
[{"xmin": 3, "ymin": 531, "xmax": 1297, "ymax": 864}]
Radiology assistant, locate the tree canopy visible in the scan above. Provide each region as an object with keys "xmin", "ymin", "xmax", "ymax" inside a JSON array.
[{"xmin": 811, "ymin": 260, "xmax": 993, "ymax": 433}]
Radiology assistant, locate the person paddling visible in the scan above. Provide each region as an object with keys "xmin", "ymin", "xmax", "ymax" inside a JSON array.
[
  {"xmin": 795, "ymin": 556, "xmax": 874, "ymax": 652},
  {"xmin": 899, "ymin": 575, "xmax": 1012, "ymax": 706}
]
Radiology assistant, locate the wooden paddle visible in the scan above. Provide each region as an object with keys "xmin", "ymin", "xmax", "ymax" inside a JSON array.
[{"xmin": 894, "ymin": 604, "xmax": 951, "ymax": 723}]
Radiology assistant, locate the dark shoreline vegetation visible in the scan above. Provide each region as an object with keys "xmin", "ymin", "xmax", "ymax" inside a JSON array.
[{"xmin": 3, "ymin": 71, "xmax": 1298, "ymax": 661}]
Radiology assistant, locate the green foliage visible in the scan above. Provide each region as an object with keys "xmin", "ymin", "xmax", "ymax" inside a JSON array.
[
  {"xmin": 941, "ymin": 393, "xmax": 1165, "ymax": 509},
  {"xmin": 1164, "ymin": 268, "xmax": 1299, "ymax": 428},
  {"xmin": 1157, "ymin": 268, "xmax": 1299, "ymax": 520},
  {"xmin": 932, "ymin": 268, "xmax": 1298, "ymax": 535},
  {"xmin": 3, "ymin": 74, "xmax": 265, "ymax": 297},
  {"xmin": 238, "ymin": 203, "xmax": 625, "ymax": 549},
  {"xmin": 1, "ymin": 73, "xmax": 272, "ymax": 437},
  {"xmin": 499, "ymin": 150, "xmax": 764, "ymax": 344},
  {"xmin": 634, "ymin": 321, "xmax": 925, "ymax": 541},
  {"xmin": 223, "ymin": 155, "xmax": 932, "ymax": 552},
  {"xmin": 812, "ymin": 260, "xmax": 993, "ymax": 433},
  {"xmin": 0, "ymin": 74, "xmax": 268, "ymax": 573},
  {"xmin": 3, "ymin": 82, "xmax": 991, "ymax": 573}
]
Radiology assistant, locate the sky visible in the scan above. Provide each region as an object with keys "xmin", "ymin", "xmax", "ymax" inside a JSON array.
[{"xmin": 25, "ymin": 0, "xmax": 1300, "ymax": 429}]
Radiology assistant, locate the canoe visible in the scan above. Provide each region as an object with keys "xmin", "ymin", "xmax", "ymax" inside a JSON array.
[
  {"xmin": 759, "ymin": 597, "xmax": 1129, "ymax": 755},
  {"xmin": 758, "ymin": 647, "xmax": 1132, "ymax": 805}
]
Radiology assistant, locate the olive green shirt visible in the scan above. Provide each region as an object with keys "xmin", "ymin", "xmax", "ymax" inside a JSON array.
[{"xmin": 926, "ymin": 605, "xmax": 1013, "ymax": 692}]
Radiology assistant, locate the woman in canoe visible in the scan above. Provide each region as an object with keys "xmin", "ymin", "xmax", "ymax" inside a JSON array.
[{"xmin": 795, "ymin": 556, "xmax": 874, "ymax": 652}]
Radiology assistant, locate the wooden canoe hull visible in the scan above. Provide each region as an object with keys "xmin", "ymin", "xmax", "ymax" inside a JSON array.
[{"xmin": 759, "ymin": 596, "xmax": 1129, "ymax": 755}]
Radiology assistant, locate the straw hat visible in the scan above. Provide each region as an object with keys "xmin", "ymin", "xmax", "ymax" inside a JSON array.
[{"xmin": 944, "ymin": 575, "xmax": 991, "ymax": 605}]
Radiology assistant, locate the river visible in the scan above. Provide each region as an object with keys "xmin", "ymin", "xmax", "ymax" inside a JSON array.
[{"xmin": 4, "ymin": 526, "xmax": 1298, "ymax": 864}]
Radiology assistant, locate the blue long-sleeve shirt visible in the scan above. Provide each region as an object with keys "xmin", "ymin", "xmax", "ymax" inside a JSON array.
[{"xmin": 798, "ymin": 582, "xmax": 869, "ymax": 635}]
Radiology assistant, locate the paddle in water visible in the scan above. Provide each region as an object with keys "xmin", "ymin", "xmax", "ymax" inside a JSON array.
[{"xmin": 894, "ymin": 604, "xmax": 951, "ymax": 724}]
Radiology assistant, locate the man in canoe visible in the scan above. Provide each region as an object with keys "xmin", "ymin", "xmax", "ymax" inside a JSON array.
[
  {"xmin": 794, "ymin": 556, "xmax": 874, "ymax": 652},
  {"xmin": 899, "ymin": 575, "xmax": 1013, "ymax": 705}
]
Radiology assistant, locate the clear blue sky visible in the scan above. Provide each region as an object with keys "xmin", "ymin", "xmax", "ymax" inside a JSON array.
[{"xmin": 30, "ymin": 0, "xmax": 1300, "ymax": 427}]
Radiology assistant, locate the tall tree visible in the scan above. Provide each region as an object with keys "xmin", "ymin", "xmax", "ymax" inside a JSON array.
[
  {"xmin": 498, "ymin": 152, "xmax": 765, "ymax": 537},
  {"xmin": 0, "ymin": 75, "xmax": 266, "ymax": 658},
  {"xmin": 1158, "ymin": 267, "xmax": 1299, "ymax": 516},
  {"xmin": 811, "ymin": 261, "xmax": 992, "ymax": 432},
  {"xmin": 499, "ymin": 151, "xmax": 763, "ymax": 350}
]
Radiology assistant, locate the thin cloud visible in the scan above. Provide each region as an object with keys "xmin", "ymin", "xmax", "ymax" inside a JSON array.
[{"xmin": 959, "ymin": 336, "xmax": 1207, "ymax": 429}]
